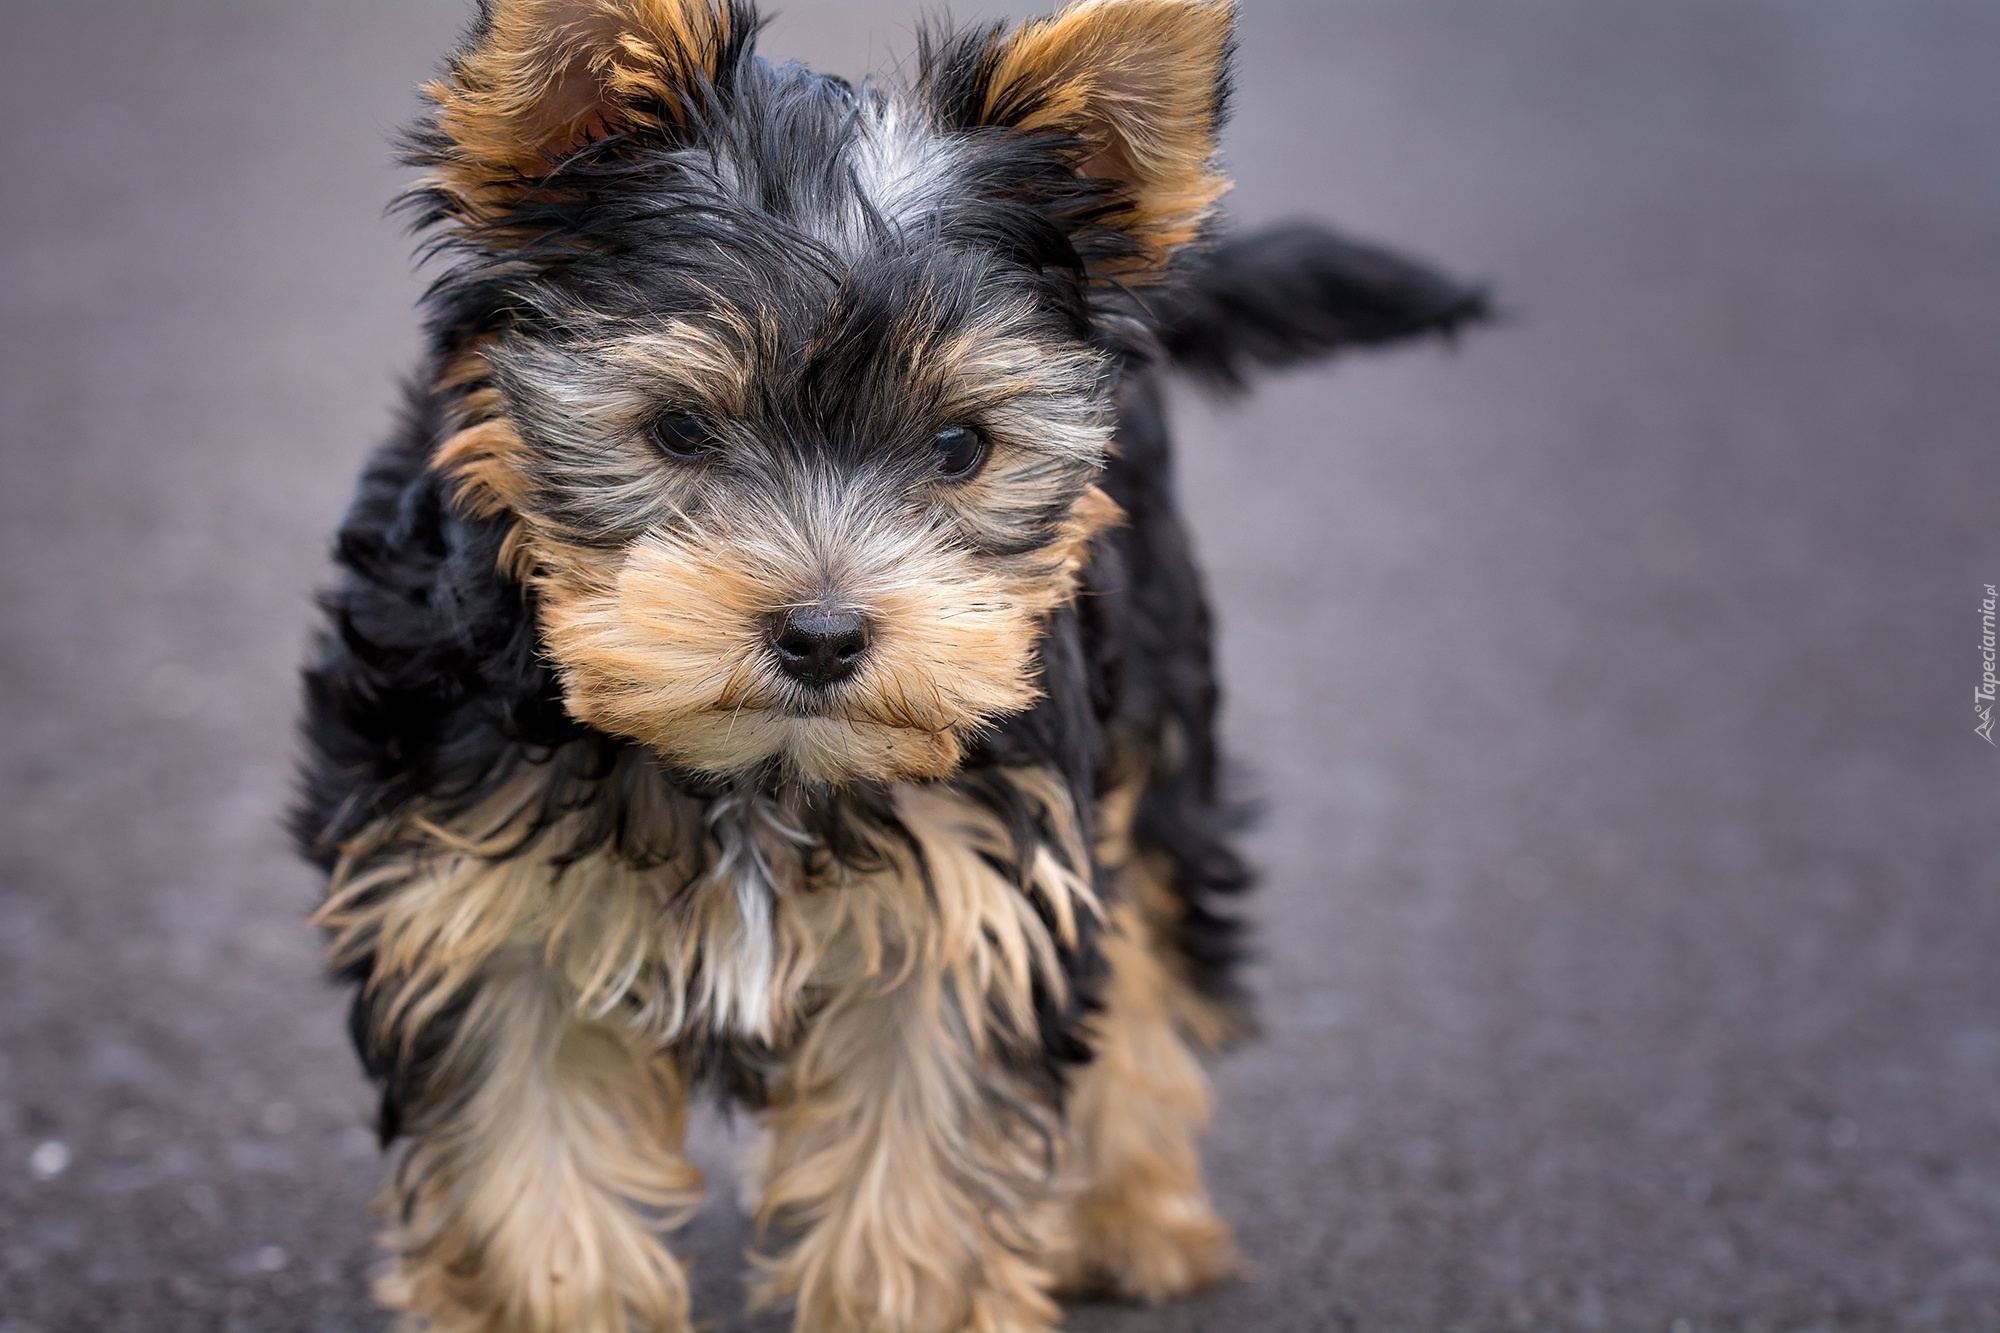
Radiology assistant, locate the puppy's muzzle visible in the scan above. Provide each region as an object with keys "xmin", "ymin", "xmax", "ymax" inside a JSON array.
[{"xmin": 768, "ymin": 605, "xmax": 872, "ymax": 687}]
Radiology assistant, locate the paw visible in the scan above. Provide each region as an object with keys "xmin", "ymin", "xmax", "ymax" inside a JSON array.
[{"xmin": 1053, "ymin": 1190, "xmax": 1243, "ymax": 1303}]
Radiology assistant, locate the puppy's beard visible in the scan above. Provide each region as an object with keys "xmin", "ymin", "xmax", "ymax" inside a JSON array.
[
  {"xmin": 532, "ymin": 517, "xmax": 1065, "ymax": 785},
  {"xmin": 649, "ymin": 711, "xmax": 968, "ymax": 785}
]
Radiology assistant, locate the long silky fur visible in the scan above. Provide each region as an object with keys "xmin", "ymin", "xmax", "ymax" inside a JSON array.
[{"xmin": 295, "ymin": 1, "xmax": 1486, "ymax": 1328}]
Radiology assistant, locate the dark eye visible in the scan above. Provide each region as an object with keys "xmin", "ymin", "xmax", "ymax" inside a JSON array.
[
  {"xmin": 930, "ymin": 425, "xmax": 988, "ymax": 480},
  {"xmin": 648, "ymin": 412, "xmax": 717, "ymax": 460}
]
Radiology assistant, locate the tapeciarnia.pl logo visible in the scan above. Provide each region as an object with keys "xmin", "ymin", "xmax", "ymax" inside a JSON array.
[{"xmin": 1979, "ymin": 584, "xmax": 1998, "ymax": 745}]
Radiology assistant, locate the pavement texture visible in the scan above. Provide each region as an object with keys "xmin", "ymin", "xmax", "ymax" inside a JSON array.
[{"xmin": 3, "ymin": 2, "xmax": 1998, "ymax": 1330}]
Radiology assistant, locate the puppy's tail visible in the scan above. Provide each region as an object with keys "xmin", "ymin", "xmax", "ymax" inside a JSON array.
[{"xmin": 1150, "ymin": 221, "xmax": 1491, "ymax": 392}]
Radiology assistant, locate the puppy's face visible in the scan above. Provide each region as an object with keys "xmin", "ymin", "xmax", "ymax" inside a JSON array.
[
  {"xmin": 478, "ymin": 238, "xmax": 1120, "ymax": 785},
  {"xmin": 420, "ymin": 0, "xmax": 1232, "ymax": 785}
]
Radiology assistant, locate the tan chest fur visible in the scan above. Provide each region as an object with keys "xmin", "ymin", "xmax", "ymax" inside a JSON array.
[{"xmin": 317, "ymin": 766, "xmax": 1096, "ymax": 1062}]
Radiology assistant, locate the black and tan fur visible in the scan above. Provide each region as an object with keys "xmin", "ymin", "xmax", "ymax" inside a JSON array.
[{"xmin": 294, "ymin": 1, "xmax": 1484, "ymax": 1329}]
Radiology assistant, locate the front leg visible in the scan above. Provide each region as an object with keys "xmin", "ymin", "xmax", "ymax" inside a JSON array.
[
  {"xmin": 373, "ymin": 958, "xmax": 705, "ymax": 1333},
  {"xmin": 753, "ymin": 972, "xmax": 1066, "ymax": 1333},
  {"xmin": 750, "ymin": 778, "xmax": 1099, "ymax": 1333}
]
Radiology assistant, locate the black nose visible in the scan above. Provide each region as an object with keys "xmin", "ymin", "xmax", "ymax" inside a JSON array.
[{"xmin": 768, "ymin": 606, "xmax": 871, "ymax": 686}]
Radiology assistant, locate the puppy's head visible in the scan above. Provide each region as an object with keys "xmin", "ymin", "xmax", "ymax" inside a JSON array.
[{"xmin": 417, "ymin": 0, "xmax": 1233, "ymax": 785}]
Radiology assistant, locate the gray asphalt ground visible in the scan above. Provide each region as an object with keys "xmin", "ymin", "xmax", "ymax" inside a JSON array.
[{"xmin": 3, "ymin": 2, "xmax": 1998, "ymax": 1330}]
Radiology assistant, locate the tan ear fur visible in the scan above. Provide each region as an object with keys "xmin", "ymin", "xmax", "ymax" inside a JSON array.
[
  {"xmin": 985, "ymin": 0, "xmax": 1234, "ymax": 278},
  {"xmin": 425, "ymin": 0, "xmax": 735, "ymax": 208}
]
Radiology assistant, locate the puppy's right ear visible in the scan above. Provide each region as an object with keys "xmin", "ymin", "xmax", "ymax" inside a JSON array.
[{"xmin": 413, "ymin": 0, "xmax": 752, "ymax": 219}]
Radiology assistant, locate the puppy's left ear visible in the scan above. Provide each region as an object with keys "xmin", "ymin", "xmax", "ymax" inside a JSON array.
[{"xmin": 928, "ymin": 0, "xmax": 1235, "ymax": 282}]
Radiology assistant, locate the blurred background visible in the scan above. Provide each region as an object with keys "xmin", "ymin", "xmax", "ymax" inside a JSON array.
[{"xmin": 3, "ymin": 1, "xmax": 1998, "ymax": 1329}]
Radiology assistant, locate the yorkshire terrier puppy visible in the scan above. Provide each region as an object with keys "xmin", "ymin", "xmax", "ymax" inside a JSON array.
[{"xmin": 294, "ymin": 1, "xmax": 1482, "ymax": 1329}]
